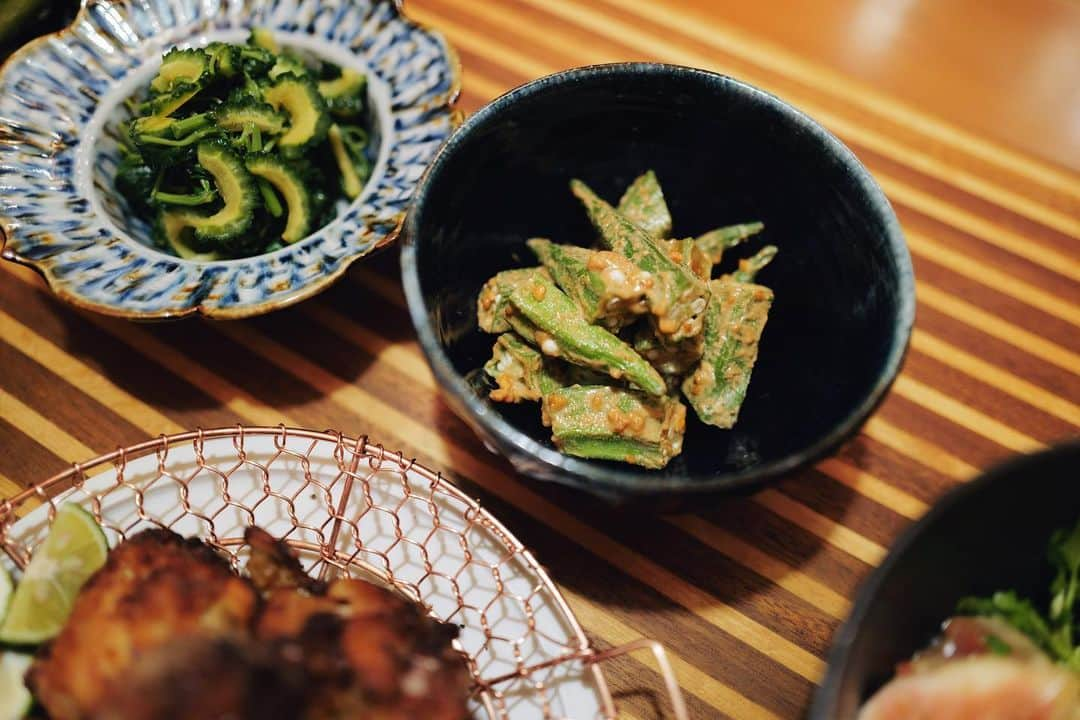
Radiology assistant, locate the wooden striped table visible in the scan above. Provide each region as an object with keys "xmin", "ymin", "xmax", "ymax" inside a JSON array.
[{"xmin": 2, "ymin": 0, "xmax": 1078, "ymax": 717}]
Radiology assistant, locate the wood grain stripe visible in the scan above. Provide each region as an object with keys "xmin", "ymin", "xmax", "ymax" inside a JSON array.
[
  {"xmin": 565, "ymin": 589, "xmax": 782, "ymax": 720},
  {"xmin": 917, "ymin": 282, "xmax": 1080, "ymax": 375},
  {"xmin": 880, "ymin": 179, "xmax": 1080, "ymax": 282},
  {"xmin": 0, "ymin": 472, "xmax": 25, "ymax": 503},
  {"xmin": 0, "ymin": 310, "xmax": 186, "ymax": 435},
  {"xmin": 910, "ymin": 330, "xmax": 1080, "ymax": 426},
  {"xmin": 97, "ymin": 329, "xmax": 299, "ymax": 428},
  {"xmin": 861, "ymin": 417, "xmax": 978, "ymax": 481},
  {"xmin": 575, "ymin": 0, "xmax": 1080, "ymax": 205},
  {"xmin": 891, "ymin": 376, "xmax": 1045, "ymax": 454},
  {"xmin": 673, "ymin": 517, "xmax": 851, "ymax": 619},
  {"xmin": 0, "ymin": 265, "xmax": 305, "ymax": 430},
  {"xmin": 301, "ymin": 304, "xmax": 435, "ymax": 384},
  {"xmin": 0, "ymin": 471, "xmax": 38, "ymax": 517},
  {"xmin": 755, "ymin": 489, "xmax": 887, "ymax": 566},
  {"xmin": 815, "ymin": 458, "xmax": 928, "ymax": 520},
  {"xmin": 906, "ymin": 231, "xmax": 1080, "ymax": 327},
  {"xmin": 0, "ymin": 388, "xmax": 95, "ymax": 461}
]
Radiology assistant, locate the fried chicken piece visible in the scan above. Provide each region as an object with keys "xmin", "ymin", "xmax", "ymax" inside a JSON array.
[
  {"xmin": 87, "ymin": 635, "xmax": 307, "ymax": 720},
  {"xmin": 27, "ymin": 529, "xmax": 258, "ymax": 720},
  {"xmin": 244, "ymin": 525, "xmax": 324, "ymax": 596},
  {"xmin": 254, "ymin": 539, "xmax": 472, "ymax": 720},
  {"xmin": 30, "ymin": 526, "xmax": 472, "ymax": 720}
]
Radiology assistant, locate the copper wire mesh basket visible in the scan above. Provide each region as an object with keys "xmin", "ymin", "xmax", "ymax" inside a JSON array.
[{"xmin": 0, "ymin": 426, "xmax": 688, "ymax": 719}]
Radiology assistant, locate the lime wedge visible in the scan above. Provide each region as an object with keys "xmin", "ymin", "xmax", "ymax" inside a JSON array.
[
  {"xmin": 0, "ymin": 651, "xmax": 32, "ymax": 719},
  {"xmin": 0, "ymin": 504, "xmax": 108, "ymax": 644}
]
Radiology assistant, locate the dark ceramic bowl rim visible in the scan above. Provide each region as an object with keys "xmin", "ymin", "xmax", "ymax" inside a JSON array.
[
  {"xmin": 400, "ymin": 62, "xmax": 915, "ymax": 496},
  {"xmin": 809, "ymin": 441, "xmax": 1080, "ymax": 718}
]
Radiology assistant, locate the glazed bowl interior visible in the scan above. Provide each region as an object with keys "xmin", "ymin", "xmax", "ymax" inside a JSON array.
[
  {"xmin": 87, "ymin": 29, "xmax": 390, "ymax": 259},
  {"xmin": 402, "ymin": 63, "xmax": 914, "ymax": 503},
  {"xmin": 811, "ymin": 442, "xmax": 1080, "ymax": 719}
]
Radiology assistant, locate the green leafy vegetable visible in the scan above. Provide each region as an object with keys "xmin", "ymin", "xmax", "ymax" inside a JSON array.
[
  {"xmin": 959, "ymin": 517, "xmax": 1080, "ymax": 671},
  {"xmin": 115, "ymin": 29, "xmax": 372, "ymax": 259}
]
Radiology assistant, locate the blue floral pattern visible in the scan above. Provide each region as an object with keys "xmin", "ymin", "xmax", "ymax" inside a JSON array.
[{"xmin": 0, "ymin": 0, "xmax": 459, "ymax": 318}]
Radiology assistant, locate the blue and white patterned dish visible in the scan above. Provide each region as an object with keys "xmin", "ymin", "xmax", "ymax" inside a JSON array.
[{"xmin": 0, "ymin": 0, "xmax": 459, "ymax": 319}]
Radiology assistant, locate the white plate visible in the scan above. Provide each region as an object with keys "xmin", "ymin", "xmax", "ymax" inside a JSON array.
[{"xmin": 1, "ymin": 428, "xmax": 609, "ymax": 719}]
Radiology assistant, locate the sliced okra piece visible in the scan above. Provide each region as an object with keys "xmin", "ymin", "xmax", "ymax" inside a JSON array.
[
  {"xmin": 729, "ymin": 244, "xmax": 778, "ymax": 283},
  {"xmin": 632, "ymin": 320, "xmax": 705, "ymax": 378},
  {"xmin": 616, "ymin": 169, "xmax": 672, "ymax": 238},
  {"xmin": 562, "ymin": 363, "xmax": 612, "ymax": 387},
  {"xmin": 570, "ymin": 179, "xmax": 709, "ymax": 342},
  {"xmin": 662, "ymin": 237, "xmax": 712, "ymax": 281},
  {"xmin": 527, "ymin": 238, "xmax": 649, "ymax": 329},
  {"xmin": 541, "ymin": 385, "xmax": 687, "ymax": 469},
  {"xmin": 484, "ymin": 333, "xmax": 563, "ymax": 403},
  {"xmin": 477, "ymin": 268, "xmax": 547, "ymax": 333},
  {"xmin": 505, "ymin": 268, "xmax": 668, "ymax": 396},
  {"xmin": 682, "ymin": 275, "xmax": 774, "ymax": 428},
  {"xmin": 694, "ymin": 221, "xmax": 764, "ymax": 265}
]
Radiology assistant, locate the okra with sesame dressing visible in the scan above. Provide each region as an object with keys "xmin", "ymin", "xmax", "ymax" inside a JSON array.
[
  {"xmin": 694, "ymin": 221, "xmax": 765, "ymax": 265},
  {"xmin": 477, "ymin": 268, "xmax": 546, "ymax": 334},
  {"xmin": 663, "ymin": 237, "xmax": 712, "ymax": 281},
  {"xmin": 682, "ymin": 250, "xmax": 776, "ymax": 428},
  {"xmin": 541, "ymin": 385, "xmax": 687, "ymax": 469},
  {"xmin": 632, "ymin": 321, "xmax": 705, "ymax": 379},
  {"xmin": 505, "ymin": 269, "xmax": 668, "ymax": 396},
  {"xmin": 474, "ymin": 169, "xmax": 778, "ymax": 468},
  {"xmin": 729, "ymin": 244, "xmax": 778, "ymax": 283},
  {"xmin": 616, "ymin": 170, "xmax": 672, "ymax": 238},
  {"xmin": 527, "ymin": 238, "xmax": 650, "ymax": 329},
  {"xmin": 484, "ymin": 333, "xmax": 563, "ymax": 403},
  {"xmin": 570, "ymin": 179, "xmax": 709, "ymax": 342}
]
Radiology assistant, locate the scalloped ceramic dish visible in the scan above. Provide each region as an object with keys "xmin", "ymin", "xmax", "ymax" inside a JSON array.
[{"xmin": 0, "ymin": 0, "xmax": 459, "ymax": 319}]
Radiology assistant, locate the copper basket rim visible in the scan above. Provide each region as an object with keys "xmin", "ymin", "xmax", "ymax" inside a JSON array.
[{"xmin": 0, "ymin": 425, "xmax": 689, "ymax": 720}]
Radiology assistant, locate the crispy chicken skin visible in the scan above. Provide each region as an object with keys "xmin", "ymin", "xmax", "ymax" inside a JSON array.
[
  {"xmin": 250, "ymin": 526, "xmax": 472, "ymax": 720},
  {"xmin": 27, "ymin": 529, "xmax": 258, "ymax": 720},
  {"xmin": 87, "ymin": 636, "xmax": 307, "ymax": 720},
  {"xmin": 258, "ymin": 578, "xmax": 471, "ymax": 720},
  {"xmin": 244, "ymin": 526, "xmax": 323, "ymax": 596},
  {"xmin": 28, "ymin": 526, "xmax": 472, "ymax": 720}
]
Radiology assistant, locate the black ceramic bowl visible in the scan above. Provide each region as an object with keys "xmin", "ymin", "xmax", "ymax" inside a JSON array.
[
  {"xmin": 401, "ymin": 63, "xmax": 914, "ymax": 505},
  {"xmin": 811, "ymin": 442, "xmax": 1080, "ymax": 719}
]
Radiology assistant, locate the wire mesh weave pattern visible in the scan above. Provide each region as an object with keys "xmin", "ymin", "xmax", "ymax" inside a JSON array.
[{"xmin": 0, "ymin": 426, "xmax": 687, "ymax": 719}]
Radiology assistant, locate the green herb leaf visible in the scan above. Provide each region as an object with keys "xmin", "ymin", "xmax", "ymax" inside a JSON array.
[
  {"xmin": 984, "ymin": 634, "xmax": 1012, "ymax": 656},
  {"xmin": 958, "ymin": 591, "xmax": 1056, "ymax": 654},
  {"xmin": 1048, "ymin": 518, "xmax": 1080, "ymax": 659}
]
